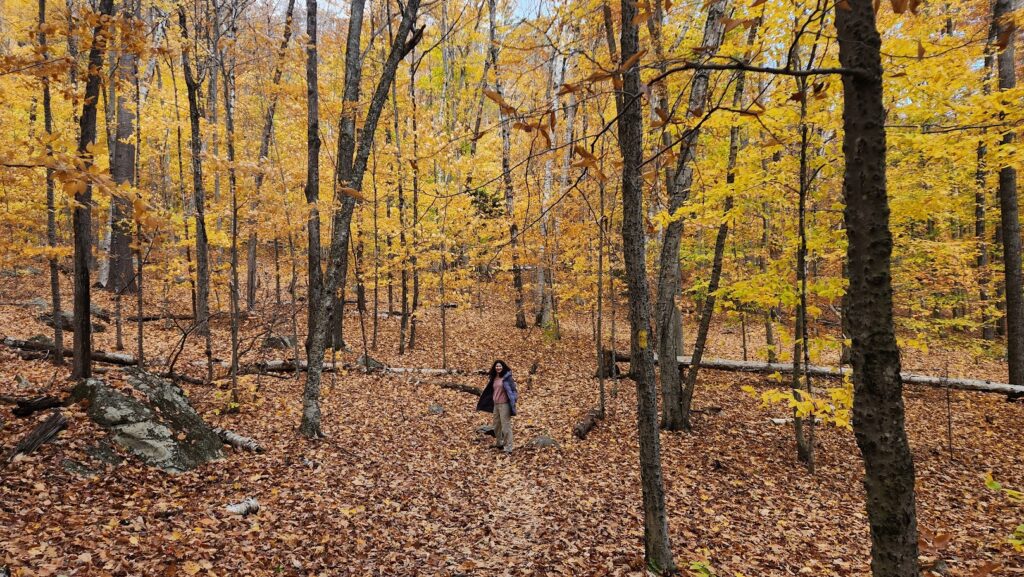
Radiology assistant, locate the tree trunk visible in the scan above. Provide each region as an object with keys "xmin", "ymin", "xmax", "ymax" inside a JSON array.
[
  {"xmin": 302, "ymin": 0, "xmax": 423, "ymax": 437},
  {"xmin": 617, "ymin": 0, "xmax": 675, "ymax": 572},
  {"xmin": 408, "ymin": 55, "xmax": 421, "ymax": 351},
  {"xmin": 488, "ymin": 0, "xmax": 527, "ymax": 330},
  {"xmin": 993, "ymin": 0, "xmax": 1022, "ymax": 385},
  {"xmin": 680, "ymin": 18, "xmax": 759, "ymax": 428},
  {"xmin": 39, "ymin": 0, "xmax": 63, "ymax": 366},
  {"xmin": 107, "ymin": 0, "xmax": 139, "ymax": 296},
  {"xmin": 656, "ymin": 0, "xmax": 726, "ymax": 431},
  {"xmin": 246, "ymin": 0, "xmax": 297, "ymax": 312},
  {"xmin": 71, "ymin": 0, "xmax": 116, "ymax": 379},
  {"xmin": 222, "ymin": 18, "xmax": 241, "ymax": 405},
  {"xmin": 178, "ymin": 7, "xmax": 213, "ymax": 386},
  {"xmin": 300, "ymin": 0, "xmax": 325, "ymax": 438},
  {"xmin": 835, "ymin": 0, "xmax": 920, "ymax": 574}
]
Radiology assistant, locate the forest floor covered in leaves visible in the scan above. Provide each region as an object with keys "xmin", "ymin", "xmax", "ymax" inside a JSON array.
[{"xmin": 1, "ymin": 270, "xmax": 1023, "ymax": 577}]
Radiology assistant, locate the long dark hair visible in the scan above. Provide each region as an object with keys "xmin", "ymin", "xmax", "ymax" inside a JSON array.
[{"xmin": 488, "ymin": 360, "xmax": 510, "ymax": 381}]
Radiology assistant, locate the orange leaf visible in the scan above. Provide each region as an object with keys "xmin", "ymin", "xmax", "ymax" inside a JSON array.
[{"xmin": 339, "ymin": 186, "xmax": 366, "ymax": 202}]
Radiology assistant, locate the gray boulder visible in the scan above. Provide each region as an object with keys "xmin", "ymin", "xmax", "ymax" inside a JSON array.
[
  {"xmin": 531, "ymin": 434, "xmax": 557, "ymax": 448},
  {"xmin": 427, "ymin": 403, "xmax": 445, "ymax": 415},
  {"xmin": 73, "ymin": 370, "xmax": 223, "ymax": 472}
]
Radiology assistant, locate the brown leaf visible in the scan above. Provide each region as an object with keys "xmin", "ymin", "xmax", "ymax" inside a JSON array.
[
  {"xmin": 722, "ymin": 17, "xmax": 744, "ymax": 33},
  {"xmin": 890, "ymin": 0, "xmax": 908, "ymax": 14},
  {"xmin": 837, "ymin": 0, "xmax": 852, "ymax": 9},
  {"xmin": 973, "ymin": 561, "xmax": 1002, "ymax": 577},
  {"xmin": 537, "ymin": 126, "xmax": 552, "ymax": 149},
  {"xmin": 917, "ymin": 40, "xmax": 925, "ymax": 59},
  {"xmin": 996, "ymin": 21, "xmax": 1017, "ymax": 50},
  {"xmin": 618, "ymin": 49, "xmax": 647, "ymax": 73}
]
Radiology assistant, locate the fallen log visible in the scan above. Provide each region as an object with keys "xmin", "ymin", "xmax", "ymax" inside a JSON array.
[
  {"xmin": 2, "ymin": 336, "xmax": 136, "ymax": 366},
  {"xmin": 12, "ymin": 396, "xmax": 63, "ymax": 417},
  {"xmin": 127, "ymin": 313, "xmax": 194, "ymax": 322},
  {"xmin": 612, "ymin": 351, "xmax": 1024, "ymax": 397},
  {"xmin": 573, "ymin": 408, "xmax": 603, "ymax": 440},
  {"xmin": 213, "ymin": 428, "xmax": 263, "ymax": 453},
  {"xmin": 236, "ymin": 359, "xmax": 343, "ymax": 374},
  {"xmin": 387, "ymin": 366, "xmax": 454, "ymax": 376},
  {"xmin": 2, "ymin": 336, "xmax": 202, "ymax": 384},
  {"xmin": 3, "ymin": 410, "xmax": 67, "ymax": 466}
]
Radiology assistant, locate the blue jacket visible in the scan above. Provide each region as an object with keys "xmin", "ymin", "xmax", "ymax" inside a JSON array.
[{"xmin": 476, "ymin": 371, "xmax": 519, "ymax": 416}]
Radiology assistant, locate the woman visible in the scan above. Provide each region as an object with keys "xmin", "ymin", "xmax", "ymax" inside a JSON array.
[{"xmin": 476, "ymin": 360, "xmax": 519, "ymax": 453}]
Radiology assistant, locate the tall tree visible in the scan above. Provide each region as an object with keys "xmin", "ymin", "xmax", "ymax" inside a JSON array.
[
  {"xmin": 245, "ymin": 0, "xmax": 297, "ymax": 311},
  {"xmin": 301, "ymin": 0, "xmax": 423, "ymax": 437},
  {"xmin": 179, "ymin": 4, "xmax": 215, "ymax": 381},
  {"xmin": 39, "ymin": 0, "xmax": 63, "ymax": 365},
  {"xmin": 681, "ymin": 18, "xmax": 760, "ymax": 426},
  {"xmin": 71, "ymin": 0, "xmax": 117, "ymax": 379},
  {"xmin": 617, "ymin": 0, "xmax": 675, "ymax": 571},
  {"xmin": 656, "ymin": 0, "xmax": 727, "ymax": 431},
  {"xmin": 107, "ymin": 0, "xmax": 140, "ymax": 296},
  {"xmin": 300, "ymin": 0, "xmax": 324, "ymax": 436},
  {"xmin": 221, "ymin": 0, "xmax": 242, "ymax": 404},
  {"xmin": 835, "ymin": 0, "xmax": 920, "ymax": 574},
  {"xmin": 488, "ymin": 0, "xmax": 528, "ymax": 330},
  {"xmin": 993, "ymin": 0, "xmax": 1022, "ymax": 386}
]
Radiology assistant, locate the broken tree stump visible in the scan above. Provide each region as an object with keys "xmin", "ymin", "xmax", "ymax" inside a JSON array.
[
  {"xmin": 573, "ymin": 408, "xmax": 603, "ymax": 440},
  {"xmin": 12, "ymin": 396, "xmax": 63, "ymax": 417},
  {"xmin": 3, "ymin": 410, "xmax": 67, "ymax": 466}
]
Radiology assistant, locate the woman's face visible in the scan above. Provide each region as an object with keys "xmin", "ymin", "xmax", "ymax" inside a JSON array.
[{"xmin": 495, "ymin": 363, "xmax": 505, "ymax": 374}]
